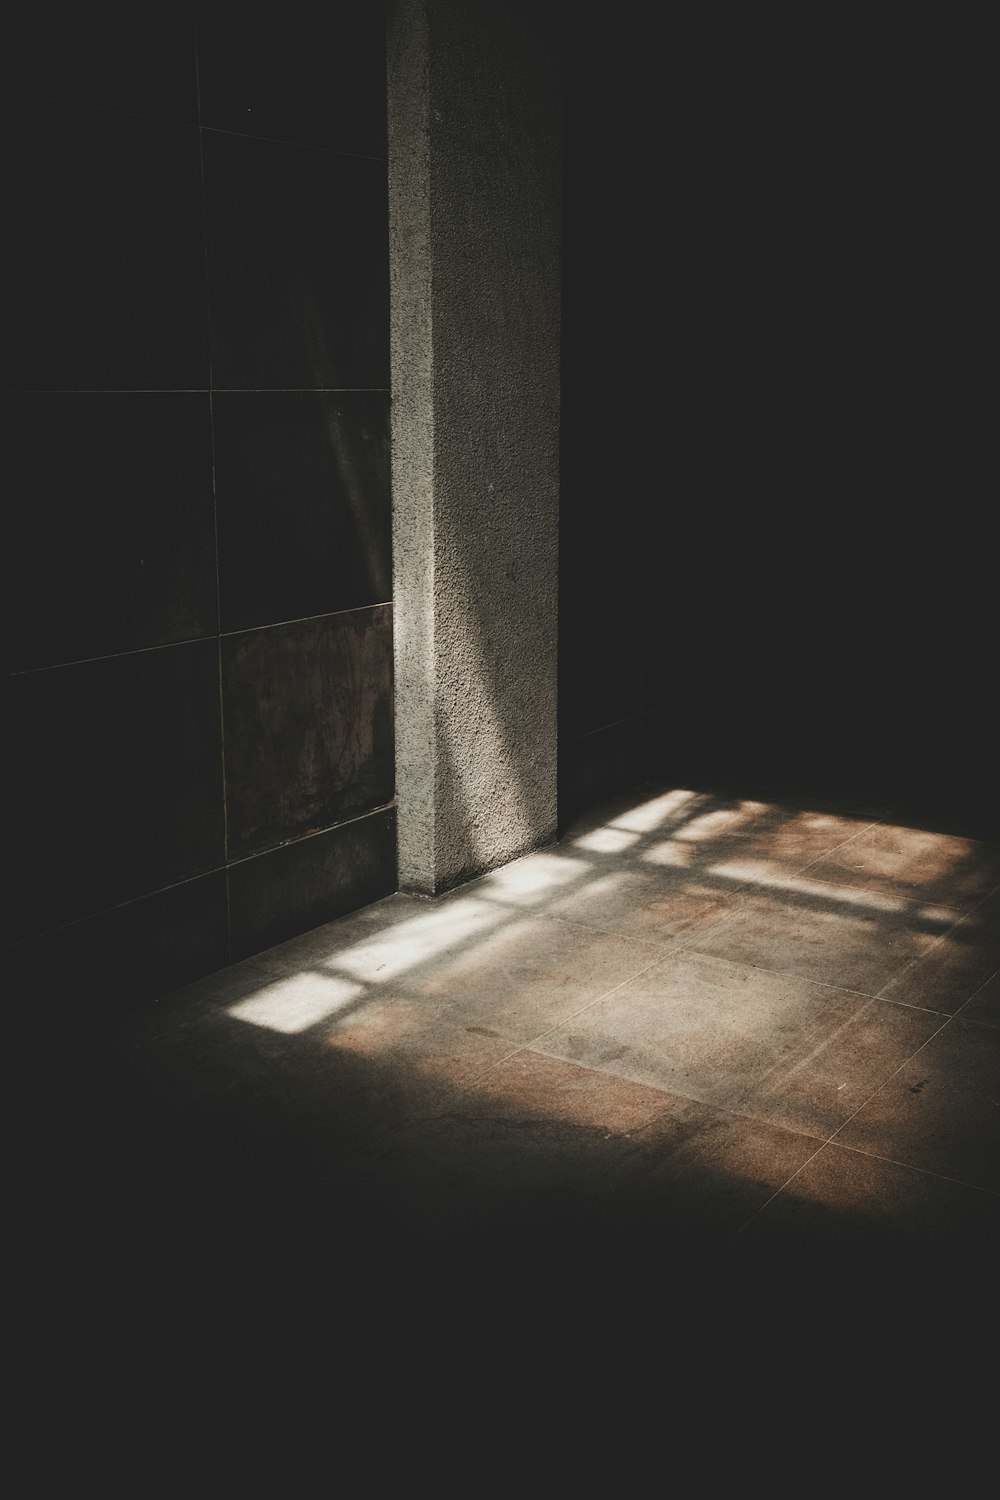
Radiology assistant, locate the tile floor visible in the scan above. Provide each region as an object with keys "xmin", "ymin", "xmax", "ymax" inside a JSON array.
[{"xmin": 41, "ymin": 779, "xmax": 1000, "ymax": 1320}]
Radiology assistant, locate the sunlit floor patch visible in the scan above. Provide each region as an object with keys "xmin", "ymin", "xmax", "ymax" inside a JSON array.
[
  {"xmin": 327, "ymin": 896, "xmax": 505, "ymax": 982},
  {"xmin": 641, "ymin": 841, "xmax": 695, "ymax": 868},
  {"xmin": 572, "ymin": 827, "xmax": 640, "ymax": 854},
  {"xmin": 476, "ymin": 851, "xmax": 592, "ymax": 902},
  {"xmin": 705, "ymin": 861, "xmax": 960, "ymax": 928},
  {"xmin": 672, "ymin": 805, "xmax": 768, "ymax": 842},
  {"xmin": 115, "ymin": 779, "xmax": 996, "ymax": 1275},
  {"xmin": 607, "ymin": 787, "xmax": 702, "ymax": 832},
  {"xmin": 227, "ymin": 972, "xmax": 365, "ymax": 1034}
]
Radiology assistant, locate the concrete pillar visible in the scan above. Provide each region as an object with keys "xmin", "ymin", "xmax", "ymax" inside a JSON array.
[{"xmin": 387, "ymin": 0, "xmax": 561, "ymax": 894}]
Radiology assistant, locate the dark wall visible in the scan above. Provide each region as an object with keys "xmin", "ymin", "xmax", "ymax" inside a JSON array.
[
  {"xmin": 560, "ymin": 14, "xmax": 993, "ymax": 835},
  {"xmin": 5, "ymin": 1, "xmax": 397, "ymax": 1039}
]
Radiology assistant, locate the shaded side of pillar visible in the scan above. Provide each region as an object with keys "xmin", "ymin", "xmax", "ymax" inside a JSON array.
[{"xmin": 388, "ymin": 0, "xmax": 561, "ymax": 894}]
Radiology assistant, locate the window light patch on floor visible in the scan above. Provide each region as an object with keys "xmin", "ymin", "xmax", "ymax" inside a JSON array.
[
  {"xmin": 673, "ymin": 807, "xmax": 759, "ymax": 842},
  {"xmin": 477, "ymin": 851, "xmax": 591, "ymax": 901},
  {"xmin": 705, "ymin": 862, "xmax": 959, "ymax": 927},
  {"xmin": 609, "ymin": 787, "xmax": 701, "ymax": 832},
  {"xmin": 572, "ymin": 827, "xmax": 640, "ymax": 853},
  {"xmin": 330, "ymin": 896, "xmax": 503, "ymax": 982},
  {"xmin": 642, "ymin": 840, "xmax": 694, "ymax": 867},
  {"xmin": 227, "ymin": 973, "xmax": 365, "ymax": 1034}
]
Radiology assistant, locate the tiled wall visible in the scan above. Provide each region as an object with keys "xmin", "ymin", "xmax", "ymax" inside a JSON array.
[{"xmin": 5, "ymin": 2, "xmax": 397, "ymax": 1034}]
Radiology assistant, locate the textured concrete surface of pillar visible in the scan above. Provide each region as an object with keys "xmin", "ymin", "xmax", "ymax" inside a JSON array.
[{"xmin": 388, "ymin": 0, "xmax": 561, "ymax": 894}]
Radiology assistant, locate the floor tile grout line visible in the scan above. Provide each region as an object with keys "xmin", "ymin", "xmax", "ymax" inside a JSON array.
[
  {"xmin": 751, "ymin": 866, "xmax": 972, "ymax": 917},
  {"xmin": 712, "ymin": 1057, "xmax": 989, "ymax": 1263},
  {"xmin": 698, "ymin": 1143, "xmax": 830, "ymax": 1269},
  {"xmin": 65, "ymin": 781, "xmax": 1000, "ymax": 1267},
  {"xmin": 363, "ymin": 1031, "xmax": 838, "ymax": 1163},
  {"xmin": 529, "ymin": 908, "xmax": 697, "ymax": 952},
  {"xmin": 698, "ymin": 861, "xmax": 976, "ymax": 934},
  {"xmin": 787, "ymin": 804, "xmax": 1000, "ymax": 884},
  {"xmin": 507, "ymin": 1001, "xmax": 955, "ymax": 1160},
  {"xmin": 824, "ymin": 1012, "xmax": 954, "ymax": 1147},
  {"xmin": 952, "ymin": 971, "xmax": 1000, "ymax": 1023},
  {"xmin": 492, "ymin": 953, "xmax": 681, "ymax": 1056},
  {"xmin": 188, "ymin": 863, "xmax": 959, "ymax": 1039},
  {"xmin": 699, "ymin": 1127, "xmax": 999, "ymax": 1270},
  {"xmin": 542, "ymin": 842, "xmax": 982, "ymax": 936},
  {"xmin": 450, "ymin": 1047, "xmax": 834, "ymax": 1147},
  {"xmin": 791, "ymin": 814, "xmax": 898, "ymax": 875},
  {"xmin": 873, "ymin": 883, "xmax": 1000, "ymax": 1003},
  {"xmin": 811, "ymin": 1137, "xmax": 1000, "ymax": 1196},
  {"xmin": 628, "ymin": 940, "xmax": 955, "ymax": 1015},
  {"xmin": 373, "ymin": 898, "xmax": 978, "ymax": 1238},
  {"xmin": 522, "ymin": 877, "xmax": 764, "ymax": 950}
]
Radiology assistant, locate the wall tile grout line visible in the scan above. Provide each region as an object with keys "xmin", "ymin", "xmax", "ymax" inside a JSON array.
[
  {"xmin": 9, "ymin": 604, "xmax": 395, "ymax": 676},
  {"xmin": 4, "ymin": 804, "xmax": 399, "ymax": 954},
  {"xmin": 199, "ymin": 123, "xmax": 388, "ymax": 163},
  {"xmin": 194, "ymin": 9, "xmax": 233, "ymax": 963},
  {"xmin": 7, "ymin": 389, "xmax": 390, "ymax": 395}
]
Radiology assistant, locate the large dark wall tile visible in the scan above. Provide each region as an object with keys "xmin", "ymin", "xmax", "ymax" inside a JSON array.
[
  {"xmin": 7, "ymin": 394, "xmax": 216, "ymax": 671},
  {"xmin": 214, "ymin": 391, "xmax": 391, "ymax": 631},
  {"xmin": 223, "ymin": 606, "xmax": 394, "ymax": 858},
  {"xmin": 3, "ymin": 101, "xmax": 208, "ymax": 392},
  {"xmin": 9, "ymin": 640, "xmax": 225, "ymax": 942},
  {"xmin": 9, "ymin": 3, "xmax": 198, "ymax": 122},
  {"xmin": 203, "ymin": 128, "xmax": 389, "ymax": 390},
  {"xmin": 230, "ymin": 807, "xmax": 397, "ymax": 959},
  {"xmin": 196, "ymin": 0, "xmax": 386, "ymax": 156},
  {"xmin": 10, "ymin": 871, "xmax": 230, "ymax": 1052}
]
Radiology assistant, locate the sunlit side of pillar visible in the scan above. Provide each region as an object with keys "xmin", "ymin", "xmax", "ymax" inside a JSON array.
[{"xmin": 387, "ymin": 0, "xmax": 561, "ymax": 894}]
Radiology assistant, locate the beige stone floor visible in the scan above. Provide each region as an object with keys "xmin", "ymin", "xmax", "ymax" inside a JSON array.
[{"xmin": 43, "ymin": 779, "xmax": 1000, "ymax": 1326}]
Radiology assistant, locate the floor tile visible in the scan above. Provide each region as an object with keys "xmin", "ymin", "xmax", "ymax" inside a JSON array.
[
  {"xmin": 512, "ymin": 862, "xmax": 739, "ymax": 949},
  {"xmin": 61, "ymin": 987, "xmax": 479, "ymax": 1207},
  {"xmin": 685, "ymin": 879, "xmax": 962, "ymax": 995},
  {"xmin": 219, "ymin": 885, "xmax": 666, "ymax": 1044},
  {"xmin": 37, "ymin": 777, "xmax": 999, "ymax": 1297},
  {"xmin": 580, "ymin": 795, "xmax": 883, "ymax": 874},
  {"xmin": 709, "ymin": 1141, "xmax": 1000, "ymax": 1272},
  {"xmin": 531, "ymin": 949, "xmax": 944, "ymax": 1138},
  {"xmin": 833, "ymin": 1017, "xmax": 1000, "ymax": 1192},
  {"xmin": 877, "ymin": 888, "xmax": 1000, "ymax": 1015},
  {"xmin": 331, "ymin": 904, "xmax": 665, "ymax": 1043},
  {"xmin": 333, "ymin": 1052, "xmax": 822, "ymax": 1275},
  {"xmin": 962, "ymin": 972, "xmax": 999, "ymax": 1030},
  {"xmin": 801, "ymin": 819, "xmax": 1000, "ymax": 910}
]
